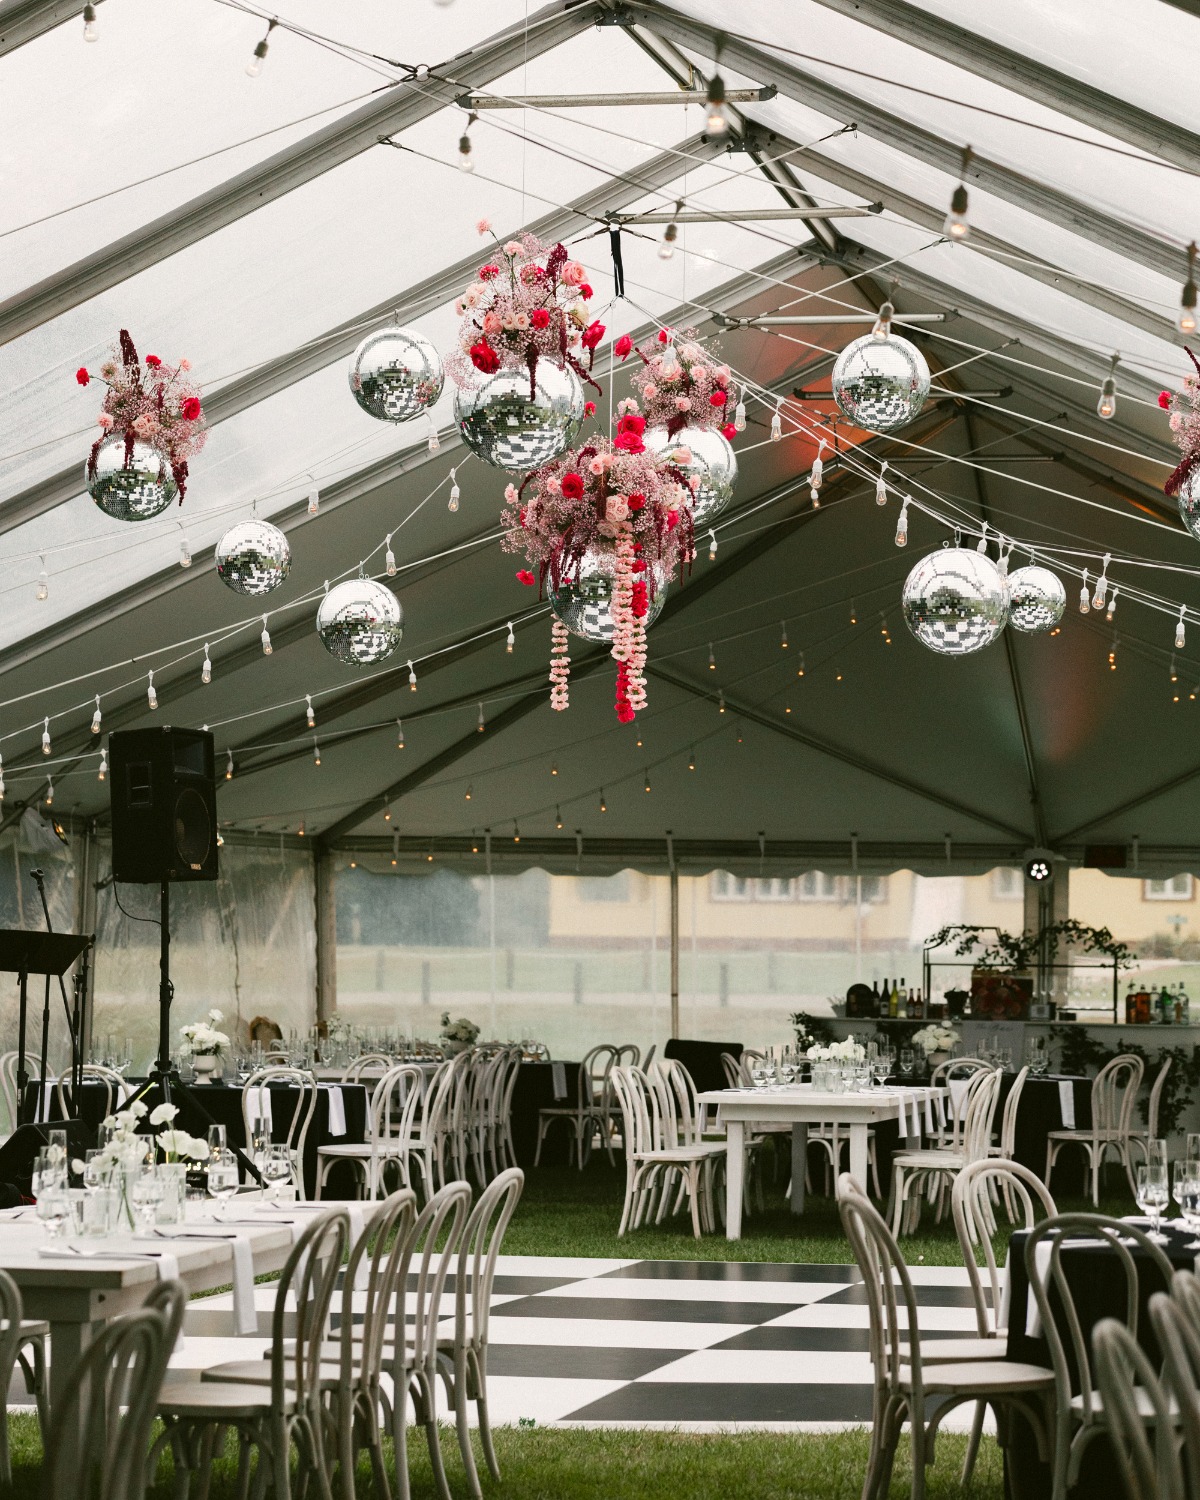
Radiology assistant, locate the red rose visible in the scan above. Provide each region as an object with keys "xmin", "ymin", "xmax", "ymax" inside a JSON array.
[
  {"xmin": 580, "ymin": 283, "xmax": 593, "ymax": 299},
  {"xmin": 531, "ymin": 308, "xmax": 551, "ymax": 329},
  {"xmin": 469, "ymin": 340, "xmax": 500, "ymax": 374},
  {"xmin": 614, "ymin": 335, "xmax": 633, "ymax": 360},
  {"xmin": 561, "ymin": 472, "xmax": 585, "ymax": 501},
  {"xmin": 515, "ymin": 569, "xmax": 535, "ymax": 586},
  {"xmin": 614, "ymin": 431, "xmax": 644, "ymax": 454},
  {"xmin": 709, "ymin": 389, "xmax": 727, "ymax": 406},
  {"xmin": 584, "ymin": 401, "xmax": 596, "ymax": 417},
  {"xmin": 657, "ymin": 329, "xmax": 670, "ymax": 344},
  {"xmin": 631, "ymin": 558, "xmax": 647, "ymax": 572},
  {"xmin": 1160, "ymin": 391, "xmax": 1173, "ymax": 409},
  {"xmin": 75, "ymin": 367, "xmax": 90, "ymax": 386},
  {"xmin": 582, "ymin": 320, "xmax": 605, "ymax": 351},
  {"xmin": 627, "ymin": 492, "xmax": 646, "ymax": 511},
  {"xmin": 517, "ymin": 507, "xmax": 526, "ymax": 525},
  {"xmin": 479, "ymin": 264, "xmax": 500, "ymax": 280},
  {"xmin": 616, "ymin": 413, "xmax": 645, "ymax": 437},
  {"xmin": 181, "ymin": 396, "xmax": 202, "ymax": 421},
  {"xmin": 145, "ymin": 355, "xmax": 162, "ymax": 368},
  {"xmin": 721, "ymin": 422, "xmax": 737, "ymax": 440},
  {"xmin": 666, "ymin": 508, "xmax": 679, "ymax": 529}
]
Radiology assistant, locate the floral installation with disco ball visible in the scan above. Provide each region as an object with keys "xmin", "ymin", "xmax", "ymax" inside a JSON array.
[
  {"xmin": 316, "ymin": 577, "xmax": 403, "ymax": 666},
  {"xmin": 643, "ymin": 424, "xmax": 737, "ymax": 527},
  {"xmin": 348, "ymin": 323, "xmax": 443, "ymax": 423},
  {"xmin": 831, "ymin": 304, "xmax": 930, "ymax": 434},
  {"xmin": 77, "ymin": 330, "xmax": 207, "ymax": 517},
  {"xmin": 503, "ymin": 422, "xmax": 692, "ymax": 721},
  {"xmin": 616, "ymin": 327, "xmax": 738, "ymax": 438},
  {"xmin": 1160, "ymin": 349, "xmax": 1200, "ymax": 538},
  {"xmin": 901, "ymin": 545, "xmax": 1010, "ymax": 656}
]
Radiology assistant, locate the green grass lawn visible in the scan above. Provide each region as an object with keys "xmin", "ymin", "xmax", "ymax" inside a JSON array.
[{"xmin": 5, "ymin": 1414, "xmax": 1006, "ymax": 1499}]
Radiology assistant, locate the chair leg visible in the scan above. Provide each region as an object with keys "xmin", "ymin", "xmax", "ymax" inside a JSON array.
[
  {"xmin": 475, "ymin": 1361, "xmax": 501, "ymax": 1482},
  {"xmin": 452, "ymin": 1350, "xmax": 483, "ymax": 1500},
  {"xmin": 688, "ymin": 1163, "xmax": 703, "ymax": 1238},
  {"xmin": 1091, "ymin": 1144, "xmax": 1100, "ymax": 1208},
  {"xmin": 961, "ymin": 1399, "xmax": 986, "ymax": 1488}
]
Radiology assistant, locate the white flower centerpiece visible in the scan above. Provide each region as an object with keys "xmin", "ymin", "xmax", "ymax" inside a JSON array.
[
  {"xmin": 910, "ymin": 1023, "xmax": 961, "ymax": 1069},
  {"xmin": 180, "ymin": 1008, "xmax": 230, "ymax": 1080},
  {"xmin": 73, "ymin": 1100, "xmax": 207, "ymax": 1228},
  {"xmin": 439, "ymin": 1012, "xmax": 480, "ymax": 1056},
  {"xmin": 806, "ymin": 1037, "xmax": 865, "ymax": 1091}
]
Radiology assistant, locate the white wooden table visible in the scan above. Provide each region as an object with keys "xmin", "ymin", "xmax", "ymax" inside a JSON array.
[
  {"xmin": 0, "ymin": 1206, "xmax": 292, "ymax": 1469},
  {"xmin": 697, "ymin": 1084, "xmax": 948, "ymax": 1240}
]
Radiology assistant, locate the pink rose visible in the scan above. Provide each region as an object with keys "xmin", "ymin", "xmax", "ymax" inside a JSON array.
[
  {"xmin": 606, "ymin": 496, "xmax": 629, "ymax": 523},
  {"xmin": 675, "ymin": 396, "xmax": 691, "ymax": 412},
  {"xmin": 482, "ymin": 312, "xmax": 502, "ymax": 334},
  {"xmin": 561, "ymin": 261, "xmax": 587, "ymax": 286}
]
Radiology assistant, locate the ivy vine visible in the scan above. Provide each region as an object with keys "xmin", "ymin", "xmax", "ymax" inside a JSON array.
[
  {"xmin": 926, "ymin": 920, "xmax": 1136, "ymax": 972},
  {"xmin": 1051, "ymin": 1025, "xmax": 1200, "ymax": 1136}
]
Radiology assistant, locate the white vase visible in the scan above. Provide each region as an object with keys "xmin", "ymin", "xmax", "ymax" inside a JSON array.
[{"xmin": 192, "ymin": 1054, "xmax": 219, "ymax": 1081}]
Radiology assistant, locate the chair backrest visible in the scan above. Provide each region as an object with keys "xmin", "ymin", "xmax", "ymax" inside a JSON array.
[
  {"xmin": 998, "ymin": 1065, "xmax": 1029, "ymax": 1157},
  {"xmin": 40, "ymin": 1302, "xmax": 173, "ymax": 1500},
  {"xmin": 578, "ymin": 1045, "xmax": 617, "ymax": 1108},
  {"xmin": 55, "ymin": 1064, "xmax": 130, "ymax": 1124},
  {"xmin": 1091, "ymin": 1053, "xmax": 1144, "ymax": 1134},
  {"xmin": 932, "ymin": 1057, "xmax": 992, "ymax": 1146},
  {"xmin": 369, "ymin": 1064, "xmax": 426, "ymax": 1146},
  {"xmin": 720, "ymin": 1051, "xmax": 742, "ymax": 1089},
  {"xmin": 1145, "ymin": 1056, "xmax": 1173, "ymax": 1139},
  {"xmin": 613, "ymin": 1043, "xmax": 640, "ymax": 1068},
  {"xmin": 1093, "ymin": 1313, "xmax": 1184, "ymax": 1500},
  {"xmin": 456, "ymin": 1167, "xmax": 524, "ymax": 1350},
  {"xmin": 0, "ymin": 1051, "xmax": 41, "ymax": 1132},
  {"xmin": 836, "ymin": 1175, "xmax": 929, "ymax": 1411},
  {"xmin": 340, "ymin": 1189, "xmax": 416, "ymax": 1391},
  {"xmin": 242, "ymin": 1065, "xmax": 319, "ymax": 1195},
  {"xmin": 270, "ymin": 1208, "xmax": 349, "ymax": 1408},
  {"xmin": 641, "ymin": 1043, "xmax": 656, "ymax": 1068},
  {"xmin": 402, "ymin": 1180, "xmax": 472, "ymax": 1377},
  {"xmin": 341, "ymin": 1052, "xmax": 394, "ymax": 1084},
  {"xmin": 610, "ymin": 1066, "xmax": 654, "ymax": 1157},
  {"xmin": 1024, "ymin": 1212, "xmax": 1174, "ymax": 1427},
  {"xmin": 1159, "ymin": 1277, "xmax": 1200, "ymax": 1500},
  {"xmin": 645, "ymin": 1061, "xmax": 685, "ymax": 1148},
  {"xmin": 961, "ymin": 1068, "xmax": 1003, "ymax": 1162},
  {"xmin": 661, "ymin": 1058, "xmax": 709, "ymax": 1143},
  {"xmin": 952, "ymin": 1157, "xmax": 1056, "ymax": 1337}
]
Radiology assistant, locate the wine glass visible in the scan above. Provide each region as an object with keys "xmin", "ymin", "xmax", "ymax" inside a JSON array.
[
  {"xmin": 1136, "ymin": 1163, "xmax": 1169, "ymax": 1243},
  {"xmin": 262, "ymin": 1144, "xmax": 292, "ymax": 1203},
  {"xmin": 778, "ymin": 1054, "xmax": 796, "ymax": 1087},
  {"xmin": 82, "ymin": 1149, "xmax": 108, "ymax": 1191},
  {"xmin": 207, "ymin": 1124, "xmax": 227, "ymax": 1161},
  {"xmin": 1187, "ymin": 1134, "xmax": 1200, "ymax": 1162},
  {"xmin": 206, "ymin": 1149, "xmax": 240, "ymax": 1220},
  {"xmin": 130, "ymin": 1168, "xmax": 164, "ymax": 1233},
  {"xmin": 872, "ymin": 1053, "xmax": 890, "ymax": 1087},
  {"xmin": 1173, "ymin": 1161, "xmax": 1200, "ymax": 1250},
  {"xmin": 750, "ymin": 1065, "xmax": 768, "ymax": 1090},
  {"xmin": 899, "ymin": 1048, "xmax": 914, "ymax": 1078},
  {"xmin": 36, "ymin": 1188, "xmax": 69, "ymax": 1240}
]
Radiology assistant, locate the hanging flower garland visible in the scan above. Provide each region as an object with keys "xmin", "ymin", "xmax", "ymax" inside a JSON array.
[
  {"xmin": 615, "ymin": 326, "xmax": 738, "ymax": 439},
  {"xmin": 445, "ymin": 224, "xmax": 604, "ymax": 398},
  {"xmin": 1162, "ymin": 348, "xmax": 1200, "ymax": 497},
  {"xmin": 503, "ymin": 422, "xmax": 693, "ymax": 721},
  {"xmin": 77, "ymin": 329, "xmax": 207, "ymax": 500}
]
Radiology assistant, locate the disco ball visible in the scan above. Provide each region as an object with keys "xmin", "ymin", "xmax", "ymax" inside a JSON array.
[
  {"xmin": 644, "ymin": 425, "xmax": 737, "ymax": 525},
  {"xmin": 453, "ymin": 361, "xmax": 584, "ymax": 471},
  {"xmin": 85, "ymin": 435, "xmax": 177, "ymax": 521},
  {"xmin": 901, "ymin": 547, "xmax": 1010, "ymax": 656},
  {"xmin": 831, "ymin": 331, "xmax": 931, "ymax": 433},
  {"xmin": 1177, "ymin": 467, "xmax": 1200, "ymax": 542},
  {"xmin": 549, "ymin": 552, "xmax": 668, "ymax": 643},
  {"xmin": 1007, "ymin": 564, "xmax": 1066, "ymax": 634},
  {"xmin": 316, "ymin": 579, "xmax": 403, "ymax": 665},
  {"xmin": 348, "ymin": 326, "xmax": 443, "ymax": 423},
  {"xmin": 215, "ymin": 519, "xmax": 291, "ymax": 596}
]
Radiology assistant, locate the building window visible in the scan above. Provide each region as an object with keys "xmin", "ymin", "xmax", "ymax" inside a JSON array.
[
  {"xmin": 1144, "ymin": 875, "xmax": 1195, "ymax": 901},
  {"xmin": 991, "ymin": 867, "xmax": 1024, "ymax": 901},
  {"xmin": 710, "ymin": 872, "xmax": 751, "ymax": 901},
  {"xmin": 577, "ymin": 873, "xmax": 631, "ymax": 902},
  {"xmin": 710, "ymin": 871, "xmax": 887, "ymax": 903}
]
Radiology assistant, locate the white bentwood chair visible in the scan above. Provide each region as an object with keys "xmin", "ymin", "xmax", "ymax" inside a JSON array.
[
  {"xmin": 610, "ymin": 1065, "xmax": 723, "ymax": 1238},
  {"xmin": 315, "ymin": 1063, "xmax": 427, "ymax": 1201},
  {"xmin": 241, "ymin": 1064, "xmax": 319, "ymax": 1200},
  {"xmin": 1092, "ymin": 1314, "xmax": 1183, "ymax": 1500},
  {"xmin": 889, "ymin": 1067, "xmax": 1001, "ymax": 1235},
  {"xmin": 1045, "ymin": 1052, "xmax": 1144, "ymax": 1205},
  {"xmin": 534, "ymin": 1044, "xmax": 616, "ymax": 1170}
]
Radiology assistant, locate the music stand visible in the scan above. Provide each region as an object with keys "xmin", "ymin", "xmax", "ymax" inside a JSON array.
[{"xmin": 0, "ymin": 931, "xmax": 91, "ymax": 1122}]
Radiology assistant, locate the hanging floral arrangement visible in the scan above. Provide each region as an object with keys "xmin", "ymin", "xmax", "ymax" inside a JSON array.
[
  {"xmin": 446, "ymin": 225, "xmax": 604, "ymax": 398},
  {"xmin": 616, "ymin": 326, "xmax": 738, "ymax": 438},
  {"xmin": 77, "ymin": 329, "xmax": 207, "ymax": 500},
  {"xmin": 503, "ymin": 420, "xmax": 693, "ymax": 721},
  {"xmin": 1162, "ymin": 349, "xmax": 1200, "ymax": 498}
]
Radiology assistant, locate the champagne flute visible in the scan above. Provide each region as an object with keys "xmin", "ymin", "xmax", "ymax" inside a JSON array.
[{"xmin": 205, "ymin": 1149, "xmax": 240, "ymax": 1220}]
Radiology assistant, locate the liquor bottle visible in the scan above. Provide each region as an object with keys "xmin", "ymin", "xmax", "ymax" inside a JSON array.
[
  {"xmin": 898, "ymin": 977, "xmax": 908, "ymax": 1017},
  {"xmin": 1124, "ymin": 984, "xmax": 1135, "ymax": 1025},
  {"xmin": 889, "ymin": 980, "xmax": 900, "ymax": 1018},
  {"xmin": 914, "ymin": 987, "xmax": 924, "ymax": 1020},
  {"xmin": 905, "ymin": 988, "xmax": 914, "ymax": 1019},
  {"xmin": 880, "ymin": 978, "xmax": 890, "ymax": 1018},
  {"xmin": 1161, "ymin": 984, "xmax": 1173, "ymax": 1024},
  {"xmin": 871, "ymin": 980, "xmax": 881, "ymax": 1018}
]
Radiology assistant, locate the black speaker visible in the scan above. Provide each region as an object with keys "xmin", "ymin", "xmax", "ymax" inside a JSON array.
[{"xmin": 109, "ymin": 727, "xmax": 218, "ymax": 883}]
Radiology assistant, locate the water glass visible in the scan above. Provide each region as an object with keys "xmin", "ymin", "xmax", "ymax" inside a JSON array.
[
  {"xmin": 82, "ymin": 1149, "xmax": 108, "ymax": 1190},
  {"xmin": 130, "ymin": 1168, "xmax": 164, "ymax": 1232},
  {"xmin": 1187, "ymin": 1134, "xmax": 1200, "ymax": 1162},
  {"xmin": 1136, "ymin": 1163, "xmax": 1169, "ymax": 1242},
  {"xmin": 206, "ymin": 1150, "xmax": 240, "ymax": 1218},
  {"xmin": 207, "ymin": 1124, "xmax": 227, "ymax": 1160},
  {"xmin": 899, "ymin": 1048, "xmax": 914, "ymax": 1077},
  {"xmin": 750, "ymin": 1065, "xmax": 768, "ymax": 1089},
  {"xmin": 262, "ymin": 1144, "xmax": 292, "ymax": 1202},
  {"xmin": 36, "ymin": 1188, "xmax": 70, "ymax": 1239},
  {"xmin": 1174, "ymin": 1161, "xmax": 1200, "ymax": 1248},
  {"xmin": 82, "ymin": 1186, "xmax": 116, "ymax": 1237}
]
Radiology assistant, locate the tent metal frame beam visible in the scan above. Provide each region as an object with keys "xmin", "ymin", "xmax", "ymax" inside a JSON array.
[
  {"xmin": 623, "ymin": 4, "xmax": 1188, "ymax": 286},
  {"xmin": 1053, "ymin": 757, "xmax": 1200, "ymax": 844},
  {"xmin": 808, "ymin": 0, "xmax": 1200, "ymax": 172},
  {"xmin": 722, "ymin": 311, "xmax": 950, "ymax": 326},
  {"xmin": 0, "ymin": 0, "xmax": 598, "ymax": 346},
  {"xmin": 458, "ymin": 86, "xmax": 777, "ymax": 108},
  {"xmin": 0, "ymin": 0, "xmax": 87, "ymax": 55},
  {"xmin": 609, "ymin": 205, "xmax": 881, "ymax": 223},
  {"xmin": 0, "ymin": 131, "xmax": 776, "ymax": 537}
]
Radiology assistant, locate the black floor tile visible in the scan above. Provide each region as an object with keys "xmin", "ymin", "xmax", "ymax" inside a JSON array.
[
  {"xmin": 563, "ymin": 1382, "xmax": 876, "ymax": 1424},
  {"xmin": 487, "ymin": 1345, "xmax": 688, "ymax": 1380},
  {"xmin": 820, "ymin": 1282, "xmax": 983, "ymax": 1308},
  {"xmin": 494, "ymin": 1295, "xmax": 801, "ymax": 1324},
  {"xmin": 607, "ymin": 1261, "xmax": 859, "ymax": 1284},
  {"xmin": 711, "ymin": 1325, "xmax": 970, "ymax": 1352}
]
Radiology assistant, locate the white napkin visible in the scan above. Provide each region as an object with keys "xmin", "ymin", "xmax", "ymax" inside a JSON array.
[
  {"xmin": 322, "ymin": 1086, "xmax": 347, "ymax": 1138},
  {"xmin": 228, "ymin": 1235, "xmax": 255, "ymax": 1334},
  {"xmin": 948, "ymin": 1078, "xmax": 970, "ymax": 1120},
  {"xmin": 924, "ymin": 1093, "xmax": 935, "ymax": 1133},
  {"xmin": 245, "ymin": 1086, "xmax": 273, "ymax": 1133},
  {"xmin": 551, "ymin": 1062, "xmax": 567, "ymax": 1099},
  {"xmin": 1058, "ymin": 1080, "xmax": 1076, "ymax": 1130}
]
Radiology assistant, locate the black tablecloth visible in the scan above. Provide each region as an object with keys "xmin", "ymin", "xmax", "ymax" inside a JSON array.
[
  {"xmin": 508, "ymin": 1060, "xmax": 584, "ymax": 1167},
  {"xmin": 998, "ymin": 1073, "xmax": 1091, "ymax": 1195},
  {"xmin": 1002, "ymin": 1220, "xmax": 1188, "ymax": 1497}
]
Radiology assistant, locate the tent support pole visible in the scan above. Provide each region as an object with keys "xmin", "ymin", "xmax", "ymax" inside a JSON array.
[
  {"xmin": 315, "ymin": 849, "xmax": 337, "ymax": 1027},
  {"xmin": 670, "ymin": 868, "xmax": 680, "ymax": 1041}
]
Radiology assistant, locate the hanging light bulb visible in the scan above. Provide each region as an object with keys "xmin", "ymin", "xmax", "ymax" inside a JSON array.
[
  {"xmin": 644, "ymin": 770, "xmax": 651, "ymax": 793},
  {"xmin": 465, "ymin": 785, "xmax": 472, "ymax": 801},
  {"xmin": 708, "ymin": 530, "xmax": 718, "ymax": 561},
  {"xmin": 1079, "ymin": 570, "xmax": 1091, "ymax": 614},
  {"xmin": 385, "ymin": 535, "xmax": 396, "ymax": 576},
  {"xmin": 770, "ymin": 404, "xmax": 782, "ymax": 442},
  {"xmin": 457, "ymin": 111, "xmax": 478, "ymax": 171},
  {"xmin": 849, "ymin": 599, "xmax": 858, "ymax": 626},
  {"xmin": 426, "ymin": 416, "xmax": 440, "ymax": 452},
  {"xmin": 305, "ymin": 694, "xmax": 315, "ymax": 729},
  {"xmin": 383, "ymin": 799, "xmax": 391, "ymax": 822},
  {"xmin": 91, "ymin": 696, "xmax": 102, "ymax": 735},
  {"xmin": 407, "ymin": 660, "xmax": 417, "ymax": 691},
  {"xmin": 1171, "ymin": 653, "xmax": 1179, "ymax": 684},
  {"xmin": 718, "ymin": 690, "xmax": 726, "ymax": 713},
  {"xmin": 392, "ymin": 831, "xmax": 400, "ymax": 866},
  {"xmin": 707, "ymin": 642, "xmax": 716, "ymax": 671},
  {"xmin": 871, "ymin": 301, "xmax": 894, "ymax": 341},
  {"xmin": 36, "ymin": 556, "xmax": 48, "ymax": 602},
  {"xmin": 705, "ymin": 71, "xmax": 728, "ymax": 135},
  {"xmin": 505, "ymin": 621, "xmax": 515, "ymax": 654},
  {"xmin": 146, "ymin": 671, "xmax": 157, "ymax": 710},
  {"xmin": 226, "ymin": 749, "xmax": 234, "ymax": 781},
  {"xmin": 41, "ymin": 718, "xmax": 50, "ymax": 756},
  {"xmin": 477, "ymin": 702, "xmax": 485, "ymax": 732},
  {"xmin": 895, "ymin": 499, "xmax": 909, "ymax": 547},
  {"xmin": 1097, "ymin": 355, "xmax": 1118, "ymax": 420},
  {"xmin": 44, "ymin": 776, "xmax": 53, "ymax": 808},
  {"xmin": 809, "ymin": 441, "xmax": 825, "ymax": 505},
  {"xmin": 216, "ymin": 831, "xmax": 225, "ymax": 848},
  {"xmin": 1093, "ymin": 555, "xmax": 1110, "ymax": 610},
  {"xmin": 178, "ymin": 525, "xmax": 192, "ymax": 568},
  {"xmin": 555, "ymin": 806, "xmax": 563, "ymax": 829},
  {"xmin": 1181, "ymin": 243, "xmax": 1198, "ymax": 334},
  {"xmin": 307, "ymin": 487, "xmax": 320, "ymax": 516},
  {"xmin": 659, "ymin": 204, "xmax": 681, "ymax": 260},
  {"xmin": 876, "ymin": 461, "xmax": 889, "ymax": 506},
  {"xmin": 733, "ymin": 393, "xmax": 747, "ymax": 433},
  {"xmin": 551, "ymin": 763, "xmax": 558, "ymax": 776},
  {"xmin": 798, "ymin": 650, "xmax": 806, "ymax": 676},
  {"xmin": 599, "ymin": 789, "xmax": 607, "ymax": 813},
  {"xmin": 1108, "ymin": 636, "xmax": 1118, "ymax": 671},
  {"xmin": 943, "ymin": 146, "xmax": 972, "ymax": 240},
  {"xmin": 976, "ymin": 523, "xmax": 989, "ymax": 555},
  {"xmin": 246, "ymin": 19, "xmax": 276, "ymax": 77},
  {"xmin": 298, "ymin": 819, "xmax": 305, "ymax": 838},
  {"xmin": 312, "ymin": 737, "xmax": 321, "ymax": 768},
  {"xmin": 260, "ymin": 614, "xmax": 274, "ymax": 655},
  {"xmin": 396, "ymin": 719, "xmax": 405, "ymax": 750},
  {"xmin": 202, "ymin": 644, "xmax": 212, "ymax": 685},
  {"xmin": 1106, "ymin": 586, "xmax": 1118, "ymax": 623},
  {"xmin": 1177, "ymin": 606, "xmax": 1187, "ymax": 650},
  {"xmin": 82, "ymin": 3, "xmax": 98, "ymax": 40},
  {"xmin": 448, "ymin": 469, "xmax": 460, "ymax": 512},
  {"xmin": 96, "ymin": 747, "xmax": 106, "ymax": 784},
  {"xmin": 780, "ymin": 622, "xmax": 789, "ymax": 650},
  {"xmin": 688, "ymin": 748, "xmax": 696, "ymax": 771},
  {"xmin": 513, "ymin": 822, "xmax": 520, "ymax": 843}
]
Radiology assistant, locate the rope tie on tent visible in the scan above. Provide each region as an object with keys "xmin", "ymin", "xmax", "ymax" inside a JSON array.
[
  {"xmin": 666, "ymin": 831, "xmax": 675, "ymax": 872},
  {"xmin": 484, "ymin": 829, "xmax": 492, "ymax": 876},
  {"xmin": 758, "ymin": 831, "xmax": 766, "ymax": 874},
  {"xmin": 850, "ymin": 832, "xmax": 858, "ymax": 872},
  {"xmin": 608, "ymin": 226, "xmax": 626, "ymax": 298},
  {"xmin": 575, "ymin": 830, "xmax": 583, "ymax": 873}
]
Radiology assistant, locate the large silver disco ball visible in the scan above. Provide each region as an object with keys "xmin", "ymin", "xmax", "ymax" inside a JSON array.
[
  {"xmin": 549, "ymin": 552, "xmax": 667, "ymax": 642},
  {"xmin": 348, "ymin": 327, "xmax": 443, "ymax": 423},
  {"xmin": 902, "ymin": 547, "xmax": 1009, "ymax": 656},
  {"xmin": 316, "ymin": 579, "xmax": 403, "ymax": 665},
  {"xmin": 215, "ymin": 519, "xmax": 291, "ymax": 596},
  {"xmin": 453, "ymin": 362, "xmax": 584, "ymax": 472},
  {"xmin": 831, "ymin": 332, "xmax": 931, "ymax": 433},
  {"xmin": 644, "ymin": 425, "xmax": 737, "ymax": 525},
  {"xmin": 85, "ymin": 435, "xmax": 177, "ymax": 521},
  {"xmin": 1007, "ymin": 564, "xmax": 1065, "ymax": 634},
  {"xmin": 1178, "ymin": 468, "xmax": 1200, "ymax": 542}
]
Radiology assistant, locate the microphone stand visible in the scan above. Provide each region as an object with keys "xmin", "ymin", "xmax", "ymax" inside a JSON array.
[{"xmin": 29, "ymin": 868, "xmax": 83, "ymax": 1116}]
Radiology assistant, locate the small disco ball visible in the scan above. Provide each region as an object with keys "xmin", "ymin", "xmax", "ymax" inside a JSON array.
[
  {"xmin": 1007, "ymin": 564, "xmax": 1066, "ymax": 634},
  {"xmin": 1177, "ymin": 467, "xmax": 1200, "ymax": 542},
  {"xmin": 316, "ymin": 578, "xmax": 403, "ymax": 665},
  {"xmin": 549, "ymin": 552, "xmax": 668, "ymax": 643},
  {"xmin": 453, "ymin": 361, "xmax": 584, "ymax": 472},
  {"xmin": 215, "ymin": 519, "xmax": 291, "ymax": 596},
  {"xmin": 831, "ymin": 331, "xmax": 931, "ymax": 432},
  {"xmin": 348, "ymin": 326, "xmax": 444, "ymax": 423},
  {"xmin": 901, "ymin": 547, "xmax": 1009, "ymax": 656},
  {"xmin": 644, "ymin": 425, "xmax": 737, "ymax": 526},
  {"xmin": 85, "ymin": 435, "xmax": 177, "ymax": 521}
]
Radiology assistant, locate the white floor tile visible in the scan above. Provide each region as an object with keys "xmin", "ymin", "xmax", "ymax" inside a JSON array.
[
  {"xmin": 768, "ymin": 1303, "xmax": 981, "ymax": 1332},
  {"xmin": 479, "ymin": 1376, "xmax": 629, "ymax": 1425},
  {"xmin": 484, "ymin": 1315, "xmax": 751, "ymax": 1351},
  {"xmin": 552, "ymin": 1278, "xmax": 843, "ymax": 1306},
  {"xmin": 636, "ymin": 1349, "xmax": 874, "ymax": 1385}
]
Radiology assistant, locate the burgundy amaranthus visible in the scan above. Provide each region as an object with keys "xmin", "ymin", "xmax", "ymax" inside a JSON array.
[
  {"xmin": 1162, "ymin": 347, "xmax": 1200, "ymax": 498},
  {"xmin": 78, "ymin": 329, "xmax": 207, "ymax": 501}
]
